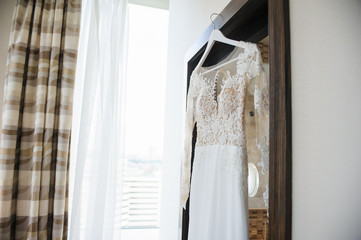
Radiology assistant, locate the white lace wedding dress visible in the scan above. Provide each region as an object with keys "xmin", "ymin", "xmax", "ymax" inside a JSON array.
[{"xmin": 181, "ymin": 41, "xmax": 269, "ymax": 240}]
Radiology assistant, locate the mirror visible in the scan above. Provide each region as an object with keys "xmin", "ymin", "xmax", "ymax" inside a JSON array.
[{"xmin": 183, "ymin": 0, "xmax": 292, "ymax": 239}]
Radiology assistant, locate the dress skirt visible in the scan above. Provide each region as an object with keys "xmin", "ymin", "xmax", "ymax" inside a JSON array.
[{"xmin": 188, "ymin": 144, "xmax": 249, "ymax": 240}]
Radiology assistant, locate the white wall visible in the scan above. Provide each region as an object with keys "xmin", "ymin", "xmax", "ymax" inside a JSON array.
[
  {"xmin": 160, "ymin": 0, "xmax": 230, "ymax": 239},
  {"xmin": 290, "ymin": 0, "xmax": 361, "ymax": 239},
  {"xmin": 0, "ymin": 0, "xmax": 16, "ymax": 129}
]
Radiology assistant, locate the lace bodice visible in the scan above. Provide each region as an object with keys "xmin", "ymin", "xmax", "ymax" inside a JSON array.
[{"xmin": 180, "ymin": 41, "xmax": 269, "ymax": 208}]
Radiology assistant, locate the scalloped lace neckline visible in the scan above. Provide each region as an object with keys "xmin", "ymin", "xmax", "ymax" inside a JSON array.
[{"xmin": 195, "ymin": 57, "xmax": 243, "ymax": 114}]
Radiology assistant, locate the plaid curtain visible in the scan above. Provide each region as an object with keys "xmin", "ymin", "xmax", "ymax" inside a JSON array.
[{"xmin": 0, "ymin": 1, "xmax": 81, "ymax": 239}]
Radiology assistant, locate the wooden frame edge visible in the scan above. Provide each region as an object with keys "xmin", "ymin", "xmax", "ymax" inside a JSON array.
[{"xmin": 268, "ymin": 0, "xmax": 292, "ymax": 239}]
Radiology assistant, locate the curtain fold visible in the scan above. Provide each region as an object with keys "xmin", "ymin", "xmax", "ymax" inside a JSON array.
[
  {"xmin": 0, "ymin": 0, "xmax": 81, "ymax": 239},
  {"xmin": 68, "ymin": 0, "xmax": 128, "ymax": 239}
]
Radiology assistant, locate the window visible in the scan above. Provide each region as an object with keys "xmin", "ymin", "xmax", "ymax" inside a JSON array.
[{"xmin": 121, "ymin": 4, "xmax": 169, "ymax": 239}]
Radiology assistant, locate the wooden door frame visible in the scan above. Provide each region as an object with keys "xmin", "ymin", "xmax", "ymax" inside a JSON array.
[{"xmin": 182, "ymin": 0, "xmax": 292, "ymax": 239}]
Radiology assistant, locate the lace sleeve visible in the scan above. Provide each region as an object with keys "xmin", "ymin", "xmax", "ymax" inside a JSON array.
[
  {"xmin": 248, "ymin": 46, "xmax": 269, "ymax": 175},
  {"xmin": 180, "ymin": 73, "xmax": 197, "ymax": 209}
]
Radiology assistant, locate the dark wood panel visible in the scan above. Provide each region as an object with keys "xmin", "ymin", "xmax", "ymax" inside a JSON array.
[{"xmin": 268, "ymin": 0, "xmax": 292, "ymax": 239}]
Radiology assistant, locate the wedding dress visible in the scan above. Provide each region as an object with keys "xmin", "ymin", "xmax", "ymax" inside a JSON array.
[{"xmin": 181, "ymin": 41, "xmax": 269, "ymax": 240}]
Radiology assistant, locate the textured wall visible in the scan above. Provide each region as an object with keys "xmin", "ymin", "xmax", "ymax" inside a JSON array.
[{"xmin": 246, "ymin": 63, "xmax": 269, "ymax": 209}]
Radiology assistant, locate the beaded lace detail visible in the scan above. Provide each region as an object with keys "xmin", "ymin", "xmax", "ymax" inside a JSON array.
[
  {"xmin": 195, "ymin": 69, "xmax": 247, "ymax": 147},
  {"xmin": 181, "ymin": 42, "xmax": 269, "ymax": 208}
]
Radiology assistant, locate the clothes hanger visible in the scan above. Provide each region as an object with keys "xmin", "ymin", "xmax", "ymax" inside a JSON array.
[
  {"xmin": 195, "ymin": 13, "xmax": 240, "ymax": 71},
  {"xmin": 200, "ymin": 54, "xmax": 240, "ymax": 76}
]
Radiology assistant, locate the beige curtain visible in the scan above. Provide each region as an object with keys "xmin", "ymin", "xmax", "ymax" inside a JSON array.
[{"xmin": 0, "ymin": 0, "xmax": 81, "ymax": 239}]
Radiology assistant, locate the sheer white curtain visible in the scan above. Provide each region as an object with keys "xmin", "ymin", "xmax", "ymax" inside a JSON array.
[{"xmin": 69, "ymin": 0, "xmax": 128, "ymax": 239}]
